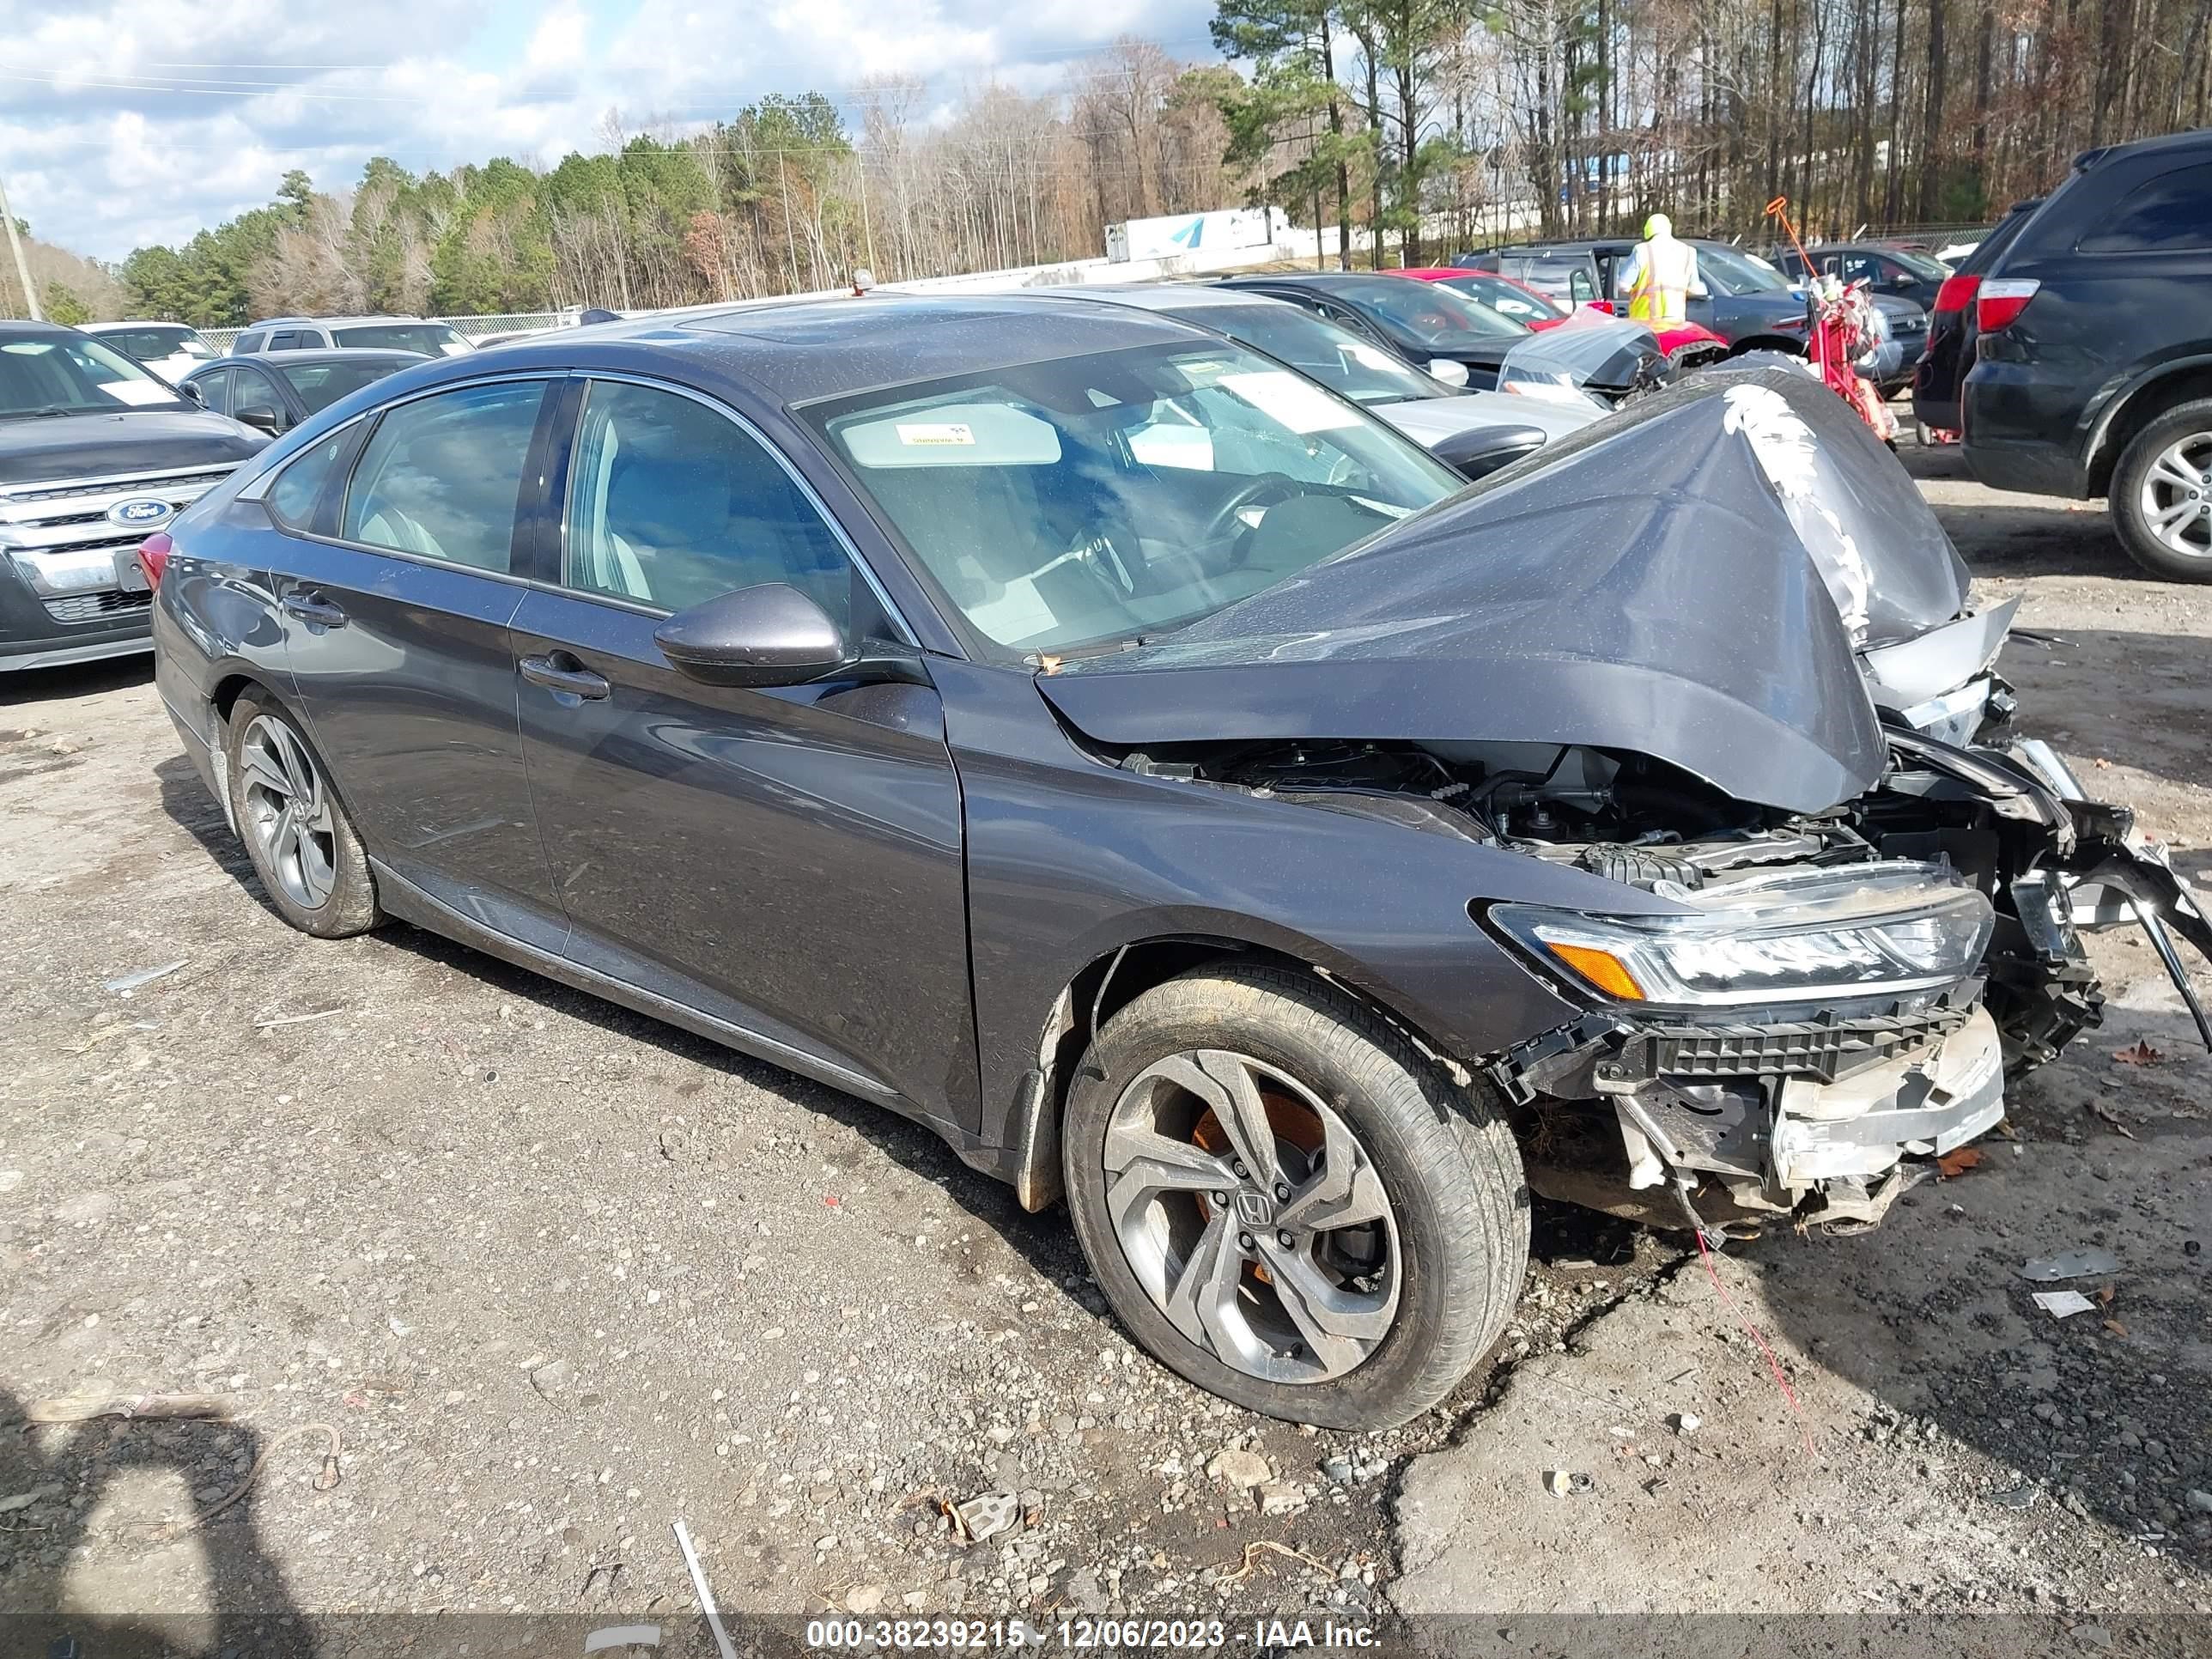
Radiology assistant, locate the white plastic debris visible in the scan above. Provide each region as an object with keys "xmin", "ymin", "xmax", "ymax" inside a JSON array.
[
  {"xmin": 951, "ymin": 1489, "xmax": 1021, "ymax": 1541},
  {"xmin": 103, "ymin": 960, "xmax": 185, "ymax": 994},
  {"xmin": 2030, "ymin": 1290, "xmax": 2097, "ymax": 1319}
]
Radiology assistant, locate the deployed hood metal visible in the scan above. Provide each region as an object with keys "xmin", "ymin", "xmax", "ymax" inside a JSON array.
[
  {"xmin": 1042, "ymin": 368, "xmax": 1903, "ymax": 815},
  {"xmin": 1498, "ymin": 316, "xmax": 1667, "ymax": 396},
  {"xmin": 1577, "ymin": 363, "xmax": 1971, "ymax": 650}
]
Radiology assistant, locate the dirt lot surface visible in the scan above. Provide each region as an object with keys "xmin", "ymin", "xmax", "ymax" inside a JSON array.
[{"xmin": 3, "ymin": 435, "xmax": 2209, "ymax": 1654}]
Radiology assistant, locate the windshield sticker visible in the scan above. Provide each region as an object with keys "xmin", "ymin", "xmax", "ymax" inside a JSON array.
[
  {"xmin": 896, "ymin": 422, "xmax": 975, "ymax": 447},
  {"xmin": 1217, "ymin": 370, "xmax": 1362, "ymax": 434}
]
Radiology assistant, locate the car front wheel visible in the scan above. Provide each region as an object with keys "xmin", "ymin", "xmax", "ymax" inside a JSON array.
[
  {"xmin": 1060, "ymin": 963, "xmax": 1528, "ymax": 1429},
  {"xmin": 224, "ymin": 691, "xmax": 382, "ymax": 937},
  {"xmin": 2112, "ymin": 398, "xmax": 2212, "ymax": 581}
]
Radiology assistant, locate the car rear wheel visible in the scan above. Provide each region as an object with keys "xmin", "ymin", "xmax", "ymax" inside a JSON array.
[
  {"xmin": 224, "ymin": 692, "xmax": 382, "ymax": 937},
  {"xmin": 1060, "ymin": 963, "xmax": 1527, "ymax": 1429},
  {"xmin": 2112, "ymin": 398, "xmax": 2212, "ymax": 581}
]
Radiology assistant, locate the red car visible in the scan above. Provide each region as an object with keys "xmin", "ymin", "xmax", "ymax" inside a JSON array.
[{"xmin": 1395, "ymin": 268, "xmax": 1730, "ymax": 370}]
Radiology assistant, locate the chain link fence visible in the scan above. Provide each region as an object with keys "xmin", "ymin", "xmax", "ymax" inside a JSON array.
[{"xmin": 198, "ymin": 311, "xmax": 579, "ymax": 353}]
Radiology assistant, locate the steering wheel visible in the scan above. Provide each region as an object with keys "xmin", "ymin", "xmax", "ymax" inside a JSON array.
[{"xmin": 1201, "ymin": 475, "xmax": 1303, "ymax": 561}]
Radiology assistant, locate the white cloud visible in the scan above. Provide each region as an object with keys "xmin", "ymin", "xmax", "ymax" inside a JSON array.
[{"xmin": 0, "ymin": 0, "xmax": 1219, "ymax": 263}]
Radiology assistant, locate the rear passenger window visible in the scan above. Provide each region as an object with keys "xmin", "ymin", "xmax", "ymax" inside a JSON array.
[
  {"xmin": 342, "ymin": 380, "xmax": 547, "ymax": 572},
  {"xmin": 562, "ymin": 380, "xmax": 860, "ymax": 625},
  {"xmin": 267, "ymin": 426, "xmax": 358, "ymax": 532},
  {"xmin": 234, "ymin": 332, "xmax": 265, "ymax": 354},
  {"xmin": 2081, "ymin": 163, "xmax": 2212, "ymax": 253}
]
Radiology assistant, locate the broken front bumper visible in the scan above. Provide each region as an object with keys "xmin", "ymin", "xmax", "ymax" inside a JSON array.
[{"xmin": 1492, "ymin": 988, "xmax": 2004, "ymax": 1230}]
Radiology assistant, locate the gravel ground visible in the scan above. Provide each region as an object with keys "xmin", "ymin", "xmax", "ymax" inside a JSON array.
[{"xmin": 1, "ymin": 433, "xmax": 2207, "ymax": 1651}]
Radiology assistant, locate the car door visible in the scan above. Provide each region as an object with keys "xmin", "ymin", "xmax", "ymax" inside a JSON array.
[
  {"xmin": 272, "ymin": 374, "xmax": 567, "ymax": 949},
  {"xmin": 191, "ymin": 367, "xmax": 232, "ymax": 416},
  {"xmin": 507, "ymin": 375, "xmax": 976, "ymax": 1125},
  {"xmin": 228, "ymin": 362, "xmax": 292, "ymax": 435}
]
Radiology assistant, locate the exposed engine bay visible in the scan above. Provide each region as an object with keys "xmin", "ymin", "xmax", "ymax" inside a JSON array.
[{"xmin": 1114, "ymin": 726, "xmax": 2212, "ymax": 1235}]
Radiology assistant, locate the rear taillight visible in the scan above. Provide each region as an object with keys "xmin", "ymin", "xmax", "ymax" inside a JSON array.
[
  {"xmin": 1931, "ymin": 273, "xmax": 1981, "ymax": 315},
  {"xmin": 1976, "ymin": 277, "xmax": 2041, "ymax": 332},
  {"xmin": 137, "ymin": 531, "xmax": 173, "ymax": 590}
]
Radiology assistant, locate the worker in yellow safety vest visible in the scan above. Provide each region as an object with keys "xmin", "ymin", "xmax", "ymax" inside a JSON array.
[{"xmin": 1619, "ymin": 213, "xmax": 1700, "ymax": 327}]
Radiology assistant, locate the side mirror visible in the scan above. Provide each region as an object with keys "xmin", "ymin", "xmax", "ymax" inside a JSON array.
[
  {"xmin": 235, "ymin": 403, "xmax": 283, "ymax": 434},
  {"xmin": 654, "ymin": 583, "xmax": 854, "ymax": 688},
  {"xmin": 178, "ymin": 380, "xmax": 204, "ymax": 405},
  {"xmin": 1425, "ymin": 357, "xmax": 1471, "ymax": 386}
]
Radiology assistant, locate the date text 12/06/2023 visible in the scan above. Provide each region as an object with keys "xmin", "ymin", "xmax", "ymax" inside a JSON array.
[{"xmin": 800, "ymin": 1616, "xmax": 1381, "ymax": 1649}]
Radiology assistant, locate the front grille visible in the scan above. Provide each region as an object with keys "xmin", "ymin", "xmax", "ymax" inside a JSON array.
[
  {"xmin": 1607, "ymin": 997, "xmax": 1977, "ymax": 1085},
  {"xmin": 43, "ymin": 589, "xmax": 153, "ymax": 625},
  {"xmin": 0, "ymin": 464, "xmax": 238, "ymax": 596}
]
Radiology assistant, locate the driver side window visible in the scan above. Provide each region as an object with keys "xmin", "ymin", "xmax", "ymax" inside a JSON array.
[{"xmin": 561, "ymin": 380, "xmax": 860, "ymax": 629}]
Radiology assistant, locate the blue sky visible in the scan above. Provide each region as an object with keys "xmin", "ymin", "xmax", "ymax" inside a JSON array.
[{"xmin": 0, "ymin": 0, "xmax": 1219, "ymax": 262}]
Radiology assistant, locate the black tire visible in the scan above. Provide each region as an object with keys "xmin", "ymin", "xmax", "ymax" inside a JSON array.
[
  {"xmin": 2111, "ymin": 397, "xmax": 2212, "ymax": 582},
  {"xmin": 1060, "ymin": 963, "xmax": 1528, "ymax": 1429},
  {"xmin": 223, "ymin": 690, "xmax": 381, "ymax": 938}
]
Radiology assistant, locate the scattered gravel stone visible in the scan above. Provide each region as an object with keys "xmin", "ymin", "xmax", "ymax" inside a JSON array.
[{"xmin": 1206, "ymin": 1447, "xmax": 1273, "ymax": 1490}]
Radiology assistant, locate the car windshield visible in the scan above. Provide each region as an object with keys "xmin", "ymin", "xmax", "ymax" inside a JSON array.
[
  {"xmin": 807, "ymin": 341, "xmax": 1461, "ymax": 657},
  {"xmin": 1435, "ymin": 274, "xmax": 1568, "ymax": 322},
  {"xmin": 1194, "ymin": 302, "xmax": 1446, "ymax": 405},
  {"xmin": 1350, "ymin": 280, "xmax": 1528, "ymax": 343},
  {"xmin": 98, "ymin": 326, "xmax": 213, "ymax": 362},
  {"xmin": 278, "ymin": 358, "xmax": 415, "ymax": 413},
  {"xmin": 1697, "ymin": 244, "xmax": 1793, "ymax": 295},
  {"xmin": 0, "ymin": 331, "xmax": 187, "ymax": 416},
  {"xmin": 1885, "ymin": 247, "xmax": 1952, "ymax": 280},
  {"xmin": 332, "ymin": 324, "xmax": 468, "ymax": 356}
]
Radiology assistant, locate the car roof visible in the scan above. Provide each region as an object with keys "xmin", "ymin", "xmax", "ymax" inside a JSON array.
[
  {"xmin": 82, "ymin": 319, "xmax": 202, "ymax": 331},
  {"xmin": 246, "ymin": 315, "xmax": 442, "ymax": 329},
  {"xmin": 0, "ymin": 319, "xmax": 98, "ymax": 340},
  {"xmin": 462, "ymin": 295, "xmax": 1211, "ymax": 404},
  {"xmin": 205, "ymin": 348, "xmax": 431, "ymax": 369},
  {"xmin": 1028, "ymin": 283, "xmax": 1279, "ymax": 316},
  {"xmin": 2078, "ymin": 128, "xmax": 2212, "ymax": 168}
]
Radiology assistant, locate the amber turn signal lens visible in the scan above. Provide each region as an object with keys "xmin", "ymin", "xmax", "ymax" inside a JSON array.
[{"xmin": 1544, "ymin": 941, "xmax": 1646, "ymax": 1000}]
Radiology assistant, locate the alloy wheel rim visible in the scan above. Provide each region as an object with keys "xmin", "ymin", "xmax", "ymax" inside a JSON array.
[
  {"xmin": 239, "ymin": 714, "xmax": 338, "ymax": 910},
  {"xmin": 2138, "ymin": 433, "xmax": 2212, "ymax": 561},
  {"xmin": 1102, "ymin": 1048, "xmax": 1400, "ymax": 1385}
]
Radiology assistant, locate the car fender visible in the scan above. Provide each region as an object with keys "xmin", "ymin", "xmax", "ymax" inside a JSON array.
[{"xmin": 2081, "ymin": 349, "xmax": 2212, "ymax": 487}]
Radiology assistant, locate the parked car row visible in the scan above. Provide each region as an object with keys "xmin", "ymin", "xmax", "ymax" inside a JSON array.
[
  {"xmin": 131, "ymin": 288, "xmax": 2208, "ymax": 1434},
  {"xmin": 1454, "ymin": 236, "xmax": 1930, "ymax": 396}
]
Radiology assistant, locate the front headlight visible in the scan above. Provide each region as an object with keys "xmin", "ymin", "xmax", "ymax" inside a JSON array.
[{"xmin": 1490, "ymin": 861, "xmax": 1995, "ymax": 1007}]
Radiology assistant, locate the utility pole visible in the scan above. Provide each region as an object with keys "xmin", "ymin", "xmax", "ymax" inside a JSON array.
[{"xmin": 0, "ymin": 167, "xmax": 40, "ymax": 320}]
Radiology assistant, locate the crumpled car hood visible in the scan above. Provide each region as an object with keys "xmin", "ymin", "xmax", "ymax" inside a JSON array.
[{"xmin": 1040, "ymin": 368, "xmax": 1959, "ymax": 815}]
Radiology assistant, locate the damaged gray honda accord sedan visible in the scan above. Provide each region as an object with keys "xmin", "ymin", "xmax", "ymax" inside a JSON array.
[{"xmin": 149, "ymin": 296, "xmax": 2210, "ymax": 1428}]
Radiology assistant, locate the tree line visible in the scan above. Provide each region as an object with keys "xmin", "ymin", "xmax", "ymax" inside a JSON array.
[
  {"xmin": 54, "ymin": 6, "xmax": 2211, "ymax": 326},
  {"xmin": 100, "ymin": 52, "xmax": 1236, "ymax": 327},
  {"xmin": 1218, "ymin": 0, "xmax": 2207, "ymax": 269}
]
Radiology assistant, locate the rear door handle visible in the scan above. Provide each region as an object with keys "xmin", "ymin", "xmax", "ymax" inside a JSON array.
[
  {"xmin": 519, "ymin": 653, "xmax": 611, "ymax": 701},
  {"xmin": 282, "ymin": 592, "xmax": 346, "ymax": 628}
]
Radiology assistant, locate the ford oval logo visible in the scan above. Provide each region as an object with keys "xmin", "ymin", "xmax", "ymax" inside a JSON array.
[{"xmin": 106, "ymin": 496, "xmax": 174, "ymax": 528}]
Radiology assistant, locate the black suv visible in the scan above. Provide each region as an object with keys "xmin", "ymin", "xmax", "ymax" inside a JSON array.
[
  {"xmin": 1963, "ymin": 130, "xmax": 2212, "ymax": 580},
  {"xmin": 1911, "ymin": 200, "xmax": 2043, "ymax": 438}
]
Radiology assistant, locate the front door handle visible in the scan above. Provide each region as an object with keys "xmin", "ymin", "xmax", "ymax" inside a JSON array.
[
  {"xmin": 282, "ymin": 592, "xmax": 346, "ymax": 628},
  {"xmin": 519, "ymin": 653, "xmax": 611, "ymax": 700}
]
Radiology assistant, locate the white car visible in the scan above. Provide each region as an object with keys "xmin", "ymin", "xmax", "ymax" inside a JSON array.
[{"xmin": 78, "ymin": 321, "xmax": 220, "ymax": 384}]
